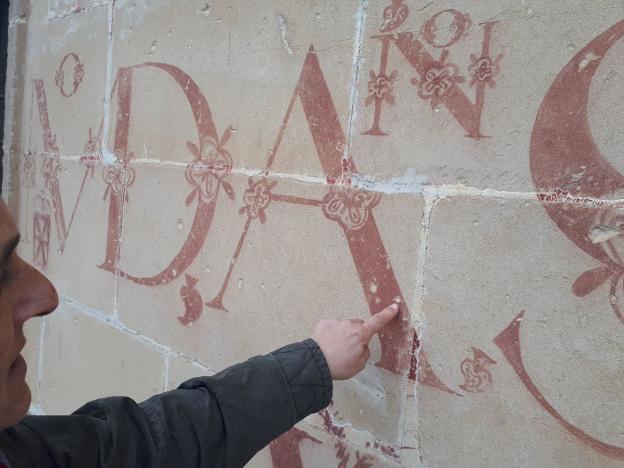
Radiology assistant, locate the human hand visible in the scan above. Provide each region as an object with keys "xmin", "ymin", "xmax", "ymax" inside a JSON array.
[{"xmin": 311, "ymin": 303, "xmax": 399, "ymax": 380}]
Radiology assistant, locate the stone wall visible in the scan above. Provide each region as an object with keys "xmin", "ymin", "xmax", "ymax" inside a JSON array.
[{"xmin": 3, "ymin": 0, "xmax": 624, "ymax": 466}]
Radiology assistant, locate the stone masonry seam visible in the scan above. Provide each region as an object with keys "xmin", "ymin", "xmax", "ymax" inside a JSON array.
[
  {"xmin": 343, "ymin": 0, "xmax": 368, "ymax": 164},
  {"xmin": 60, "ymin": 295, "xmax": 215, "ymax": 375}
]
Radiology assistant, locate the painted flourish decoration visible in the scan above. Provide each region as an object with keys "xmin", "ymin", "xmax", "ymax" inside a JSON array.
[
  {"xmin": 80, "ymin": 126, "xmax": 101, "ymax": 177},
  {"xmin": 421, "ymin": 9, "xmax": 471, "ymax": 48},
  {"xmin": 178, "ymin": 274, "xmax": 203, "ymax": 326},
  {"xmin": 54, "ymin": 52, "xmax": 84, "ymax": 97},
  {"xmin": 32, "ymin": 194, "xmax": 51, "ymax": 270},
  {"xmin": 468, "ymin": 53, "xmax": 502, "ymax": 88},
  {"xmin": 321, "ymin": 187, "xmax": 381, "ymax": 231},
  {"xmin": 365, "ymin": 69, "xmax": 398, "ymax": 107},
  {"xmin": 411, "ymin": 50, "xmax": 464, "ymax": 109},
  {"xmin": 41, "ymin": 156, "xmax": 61, "ymax": 192},
  {"xmin": 380, "ymin": 0, "xmax": 408, "ymax": 33},
  {"xmin": 363, "ymin": 2, "xmax": 501, "ymax": 138},
  {"xmin": 459, "ymin": 347, "xmax": 496, "ymax": 393},
  {"xmin": 102, "ymin": 151, "xmax": 136, "ymax": 202},
  {"xmin": 573, "ymin": 207, "xmax": 624, "ymax": 323},
  {"xmin": 239, "ymin": 178, "xmax": 276, "ymax": 222},
  {"xmin": 23, "ymin": 152, "xmax": 36, "ymax": 189},
  {"xmin": 185, "ymin": 128, "xmax": 235, "ymax": 205}
]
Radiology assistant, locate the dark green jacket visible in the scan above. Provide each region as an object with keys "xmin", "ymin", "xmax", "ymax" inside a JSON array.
[{"xmin": 0, "ymin": 339, "xmax": 332, "ymax": 468}]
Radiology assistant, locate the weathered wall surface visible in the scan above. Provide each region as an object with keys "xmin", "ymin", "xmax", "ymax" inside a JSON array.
[{"xmin": 3, "ymin": 0, "xmax": 624, "ymax": 466}]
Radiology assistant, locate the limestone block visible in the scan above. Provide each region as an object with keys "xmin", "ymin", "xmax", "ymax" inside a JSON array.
[
  {"xmin": 38, "ymin": 301, "xmax": 165, "ymax": 414},
  {"xmin": 417, "ymin": 195, "xmax": 624, "ymax": 467},
  {"xmin": 349, "ymin": 0, "xmax": 624, "ymax": 193},
  {"xmin": 14, "ymin": 157, "xmax": 119, "ymax": 314},
  {"xmin": 109, "ymin": 0, "xmax": 359, "ymax": 179}
]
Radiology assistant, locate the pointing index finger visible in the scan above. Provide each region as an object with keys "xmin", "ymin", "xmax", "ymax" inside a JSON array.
[{"xmin": 363, "ymin": 303, "xmax": 399, "ymax": 336}]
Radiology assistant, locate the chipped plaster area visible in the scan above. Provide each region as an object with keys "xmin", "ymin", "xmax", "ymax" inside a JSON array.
[
  {"xmin": 46, "ymin": 0, "xmax": 108, "ymax": 22},
  {"xmin": 277, "ymin": 14, "xmax": 294, "ymax": 55}
]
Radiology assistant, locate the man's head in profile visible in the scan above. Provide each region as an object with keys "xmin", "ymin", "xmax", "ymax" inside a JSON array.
[{"xmin": 0, "ymin": 201, "xmax": 58, "ymax": 429}]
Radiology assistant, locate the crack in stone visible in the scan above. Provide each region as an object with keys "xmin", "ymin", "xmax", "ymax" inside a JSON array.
[
  {"xmin": 46, "ymin": 0, "xmax": 108, "ymax": 21},
  {"xmin": 277, "ymin": 15, "xmax": 294, "ymax": 55},
  {"xmin": 343, "ymin": 0, "xmax": 368, "ymax": 165}
]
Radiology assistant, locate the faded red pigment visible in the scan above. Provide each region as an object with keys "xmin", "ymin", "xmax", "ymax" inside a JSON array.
[
  {"xmin": 514, "ymin": 18, "xmax": 624, "ymax": 460},
  {"xmin": 20, "ymin": 3, "xmax": 624, "ymax": 464},
  {"xmin": 363, "ymin": 1, "xmax": 501, "ymax": 138},
  {"xmin": 25, "ymin": 44, "xmax": 439, "ymax": 467},
  {"xmin": 531, "ymin": 20, "xmax": 624, "ymax": 326}
]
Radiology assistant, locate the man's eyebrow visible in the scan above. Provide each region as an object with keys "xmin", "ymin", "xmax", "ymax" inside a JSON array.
[{"xmin": 0, "ymin": 233, "xmax": 20, "ymax": 267}]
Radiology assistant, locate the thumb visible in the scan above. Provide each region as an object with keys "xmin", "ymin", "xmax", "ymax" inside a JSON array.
[{"xmin": 363, "ymin": 303, "xmax": 399, "ymax": 336}]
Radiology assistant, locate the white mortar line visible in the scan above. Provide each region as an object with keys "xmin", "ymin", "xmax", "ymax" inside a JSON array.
[
  {"xmin": 411, "ymin": 198, "xmax": 435, "ymax": 332},
  {"xmin": 408, "ymin": 196, "xmax": 435, "ymax": 465},
  {"xmin": 343, "ymin": 0, "xmax": 368, "ymax": 162},
  {"xmin": 63, "ymin": 295, "xmax": 171, "ymax": 352},
  {"xmin": 61, "ymin": 295, "xmax": 217, "ymax": 374},
  {"xmin": 45, "ymin": 0, "xmax": 108, "ymax": 22},
  {"xmin": 46, "ymin": 153, "xmax": 624, "ymax": 206},
  {"xmin": 100, "ymin": 0, "xmax": 116, "ymax": 164},
  {"xmin": 190, "ymin": 359, "xmax": 212, "ymax": 375}
]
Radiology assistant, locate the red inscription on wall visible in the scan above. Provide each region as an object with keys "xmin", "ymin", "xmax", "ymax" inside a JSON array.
[
  {"xmin": 503, "ymin": 19, "xmax": 624, "ymax": 461},
  {"xmin": 178, "ymin": 274, "xmax": 203, "ymax": 325},
  {"xmin": 54, "ymin": 52, "xmax": 84, "ymax": 97},
  {"xmin": 495, "ymin": 311, "xmax": 624, "ymax": 460},
  {"xmin": 98, "ymin": 63, "xmax": 225, "ymax": 287},
  {"xmin": 458, "ymin": 347, "xmax": 496, "ymax": 393},
  {"xmin": 201, "ymin": 47, "xmax": 414, "ymax": 375},
  {"xmin": 26, "ymin": 48, "xmax": 426, "ymax": 378},
  {"xmin": 364, "ymin": 1, "xmax": 502, "ymax": 138},
  {"xmin": 30, "ymin": 80, "xmax": 99, "ymax": 258},
  {"xmin": 530, "ymin": 19, "xmax": 624, "ymax": 324},
  {"xmin": 269, "ymin": 427, "xmax": 321, "ymax": 468}
]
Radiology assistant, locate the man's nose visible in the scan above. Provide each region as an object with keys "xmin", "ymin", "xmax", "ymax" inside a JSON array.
[{"xmin": 14, "ymin": 257, "xmax": 59, "ymax": 325}]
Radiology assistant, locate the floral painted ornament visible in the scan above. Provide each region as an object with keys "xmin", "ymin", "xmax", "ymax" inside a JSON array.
[
  {"xmin": 33, "ymin": 193, "xmax": 51, "ymax": 270},
  {"xmin": 468, "ymin": 53, "xmax": 503, "ymax": 87},
  {"xmin": 411, "ymin": 50, "xmax": 464, "ymax": 109},
  {"xmin": 239, "ymin": 178, "xmax": 277, "ymax": 223},
  {"xmin": 459, "ymin": 347, "xmax": 496, "ymax": 393},
  {"xmin": 573, "ymin": 207, "xmax": 624, "ymax": 323},
  {"xmin": 322, "ymin": 187, "xmax": 381, "ymax": 231},
  {"xmin": 185, "ymin": 127, "xmax": 234, "ymax": 205},
  {"xmin": 102, "ymin": 151, "xmax": 136, "ymax": 202},
  {"xmin": 41, "ymin": 156, "xmax": 62, "ymax": 192},
  {"xmin": 365, "ymin": 70, "xmax": 398, "ymax": 107},
  {"xmin": 380, "ymin": 0, "xmax": 409, "ymax": 33},
  {"xmin": 23, "ymin": 152, "xmax": 36, "ymax": 189},
  {"xmin": 421, "ymin": 9, "xmax": 471, "ymax": 48},
  {"xmin": 80, "ymin": 126, "xmax": 101, "ymax": 178}
]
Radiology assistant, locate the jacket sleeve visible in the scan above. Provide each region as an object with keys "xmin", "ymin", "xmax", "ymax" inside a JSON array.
[{"xmin": 5, "ymin": 339, "xmax": 332, "ymax": 468}]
